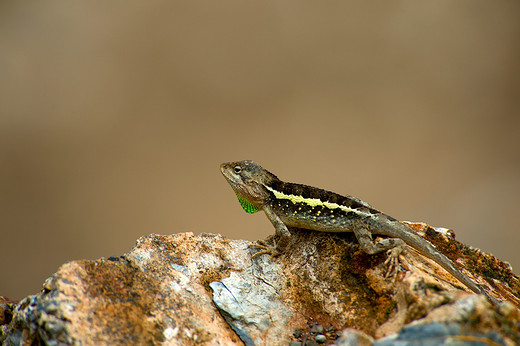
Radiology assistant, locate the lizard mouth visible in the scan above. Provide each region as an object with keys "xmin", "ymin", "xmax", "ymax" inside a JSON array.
[
  {"xmin": 220, "ymin": 163, "xmax": 241, "ymax": 190},
  {"xmin": 219, "ymin": 163, "xmax": 232, "ymax": 180},
  {"xmin": 219, "ymin": 163, "xmax": 227, "ymax": 174}
]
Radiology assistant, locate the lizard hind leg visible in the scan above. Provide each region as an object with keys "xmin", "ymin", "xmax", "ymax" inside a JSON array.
[
  {"xmin": 383, "ymin": 244, "xmax": 406, "ymax": 279},
  {"xmin": 353, "ymin": 226, "xmax": 406, "ymax": 279}
]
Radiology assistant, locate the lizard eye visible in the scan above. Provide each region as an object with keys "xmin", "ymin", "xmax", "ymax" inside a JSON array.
[{"xmin": 233, "ymin": 166, "xmax": 242, "ymax": 174}]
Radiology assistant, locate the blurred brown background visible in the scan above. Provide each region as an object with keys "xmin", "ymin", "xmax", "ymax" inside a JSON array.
[{"xmin": 1, "ymin": 1, "xmax": 519, "ymax": 300}]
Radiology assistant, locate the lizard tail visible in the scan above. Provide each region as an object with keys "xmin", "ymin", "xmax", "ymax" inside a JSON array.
[{"xmin": 383, "ymin": 221, "xmax": 500, "ymax": 307}]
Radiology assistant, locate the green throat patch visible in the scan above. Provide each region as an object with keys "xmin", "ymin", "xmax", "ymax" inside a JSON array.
[{"xmin": 237, "ymin": 196, "xmax": 259, "ymax": 214}]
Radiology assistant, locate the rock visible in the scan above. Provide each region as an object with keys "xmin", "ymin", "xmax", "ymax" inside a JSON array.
[
  {"xmin": 1, "ymin": 224, "xmax": 519, "ymax": 345},
  {"xmin": 0, "ymin": 296, "xmax": 16, "ymax": 338},
  {"xmin": 209, "ymin": 261, "xmax": 292, "ymax": 344},
  {"xmin": 310, "ymin": 323, "xmax": 325, "ymax": 334},
  {"xmin": 315, "ymin": 334, "xmax": 327, "ymax": 343},
  {"xmin": 334, "ymin": 328, "xmax": 374, "ymax": 346},
  {"xmin": 2, "ymin": 233, "xmax": 244, "ymax": 345},
  {"xmin": 374, "ymin": 322, "xmax": 507, "ymax": 346}
]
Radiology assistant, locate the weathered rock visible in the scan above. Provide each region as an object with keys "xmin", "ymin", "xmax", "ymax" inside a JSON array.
[
  {"xmin": 0, "ymin": 296, "xmax": 16, "ymax": 338},
  {"xmin": 210, "ymin": 262, "xmax": 292, "ymax": 345},
  {"xmin": 1, "ymin": 224, "xmax": 519, "ymax": 345},
  {"xmin": 374, "ymin": 295, "xmax": 513, "ymax": 345},
  {"xmin": 334, "ymin": 328, "xmax": 374, "ymax": 345},
  {"xmin": 374, "ymin": 321, "xmax": 507, "ymax": 346},
  {"xmin": 2, "ymin": 233, "xmax": 245, "ymax": 345}
]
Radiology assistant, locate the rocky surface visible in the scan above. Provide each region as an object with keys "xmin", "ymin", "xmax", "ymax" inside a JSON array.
[{"xmin": 1, "ymin": 223, "xmax": 520, "ymax": 345}]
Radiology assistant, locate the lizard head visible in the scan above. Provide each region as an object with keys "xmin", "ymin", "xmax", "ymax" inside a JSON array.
[{"xmin": 220, "ymin": 160, "xmax": 278, "ymax": 213}]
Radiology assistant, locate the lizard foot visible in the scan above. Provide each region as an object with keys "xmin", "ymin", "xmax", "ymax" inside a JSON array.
[
  {"xmin": 248, "ymin": 240, "xmax": 280, "ymax": 260},
  {"xmin": 383, "ymin": 245, "xmax": 405, "ymax": 280}
]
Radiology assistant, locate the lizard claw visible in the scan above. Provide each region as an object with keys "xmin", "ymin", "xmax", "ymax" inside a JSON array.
[
  {"xmin": 249, "ymin": 240, "xmax": 279, "ymax": 260},
  {"xmin": 383, "ymin": 245, "xmax": 405, "ymax": 280}
]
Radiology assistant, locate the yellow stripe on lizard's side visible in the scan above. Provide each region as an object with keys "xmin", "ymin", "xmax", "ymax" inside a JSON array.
[{"xmin": 264, "ymin": 185, "xmax": 370, "ymax": 216}]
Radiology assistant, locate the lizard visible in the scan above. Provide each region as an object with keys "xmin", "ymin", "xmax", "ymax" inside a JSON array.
[{"xmin": 220, "ymin": 160, "xmax": 500, "ymax": 307}]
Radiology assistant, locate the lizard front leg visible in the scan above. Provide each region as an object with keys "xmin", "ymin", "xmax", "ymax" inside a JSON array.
[
  {"xmin": 353, "ymin": 225, "xmax": 406, "ymax": 278},
  {"xmin": 249, "ymin": 205, "xmax": 291, "ymax": 259}
]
